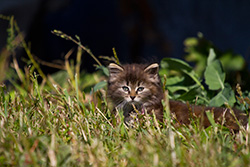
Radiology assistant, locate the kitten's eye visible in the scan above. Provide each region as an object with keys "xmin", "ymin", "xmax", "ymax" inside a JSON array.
[
  {"xmin": 137, "ymin": 87, "xmax": 144, "ymax": 92},
  {"xmin": 122, "ymin": 86, "xmax": 129, "ymax": 92}
]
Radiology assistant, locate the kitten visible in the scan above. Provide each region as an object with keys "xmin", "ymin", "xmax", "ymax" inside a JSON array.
[
  {"xmin": 107, "ymin": 63, "xmax": 164, "ymax": 123},
  {"xmin": 107, "ymin": 63, "xmax": 248, "ymax": 130}
]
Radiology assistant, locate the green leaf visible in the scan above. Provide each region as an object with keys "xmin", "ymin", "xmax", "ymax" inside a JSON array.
[
  {"xmin": 161, "ymin": 58, "xmax": 193, "ymax": 72},
  {"xmin": 220, "ymin": 53, "xmax": 245, "ymax": 71},
  {"xmin": 204, "ymin": 60, "xmax": 225, "ymax": 90},
  {"xmin": 161, "ymin": 58, "xmax": 204, "ymax": 89},
  {"xmin": 209, "ymin": 83, "xmax": 236, "ymax": 107},
  {"xmin": 96, "ymin": 66, "xmax": 109, "ymax": 76},
  {"xmin": 165, "ymin": 76, "xmax": 186, "ymax": 93},
  {"xmin": 93, "ymin": 81, "xmax": 107, "ymax": 93},
  {"xmin": 167, "ymin": 86, "xmax": 188, "ymax": 94},
  {"xmin": 207, "ymin": 48, "xmax": 216, "ymax": 65},
  {"xmin": 166, "ymin": 76, "xmax": 185, "ymax": 85},
  {"xmin": 176, "ymin": 86, "xmax": 201, "ymax": 101},
  {"xmin": 183, "ymin": 37, "xmax": 198, "ymax": 47}
]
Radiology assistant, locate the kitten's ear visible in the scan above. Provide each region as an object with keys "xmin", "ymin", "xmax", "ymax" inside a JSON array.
[
  {"xmin": 108, "ymin": 63, "xmax": 124, "ymax": 81},
  {"xmin": 144, "ymin": 63, "xmax": 159, "ymax": 75},
  {"xmin": 144, "ymin": 63, "xmax": 160, "ymax": 82}
]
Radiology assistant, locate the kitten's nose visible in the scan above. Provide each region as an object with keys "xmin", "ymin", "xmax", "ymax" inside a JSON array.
[{"xmin": 130, "ymin": 96, "xmax": 136, "ymax": 100}]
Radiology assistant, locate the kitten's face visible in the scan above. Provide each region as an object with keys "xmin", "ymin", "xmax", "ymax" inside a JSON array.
[
  {"xmin": 116, "ymin": 79, "xmax": 150, "ymax": 104},
  {"xmin": 107, "ymin": 63, "xmax": 162, "ymax": 111}
]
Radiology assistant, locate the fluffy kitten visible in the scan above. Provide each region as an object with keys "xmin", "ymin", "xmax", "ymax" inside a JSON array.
[
  {"xmin": 107, "ymin": 63, "xmax": 164, "ymax": 123},
  {"xmin": 107, "ymin": 63, "xmax": 248, "ymax": 130}
]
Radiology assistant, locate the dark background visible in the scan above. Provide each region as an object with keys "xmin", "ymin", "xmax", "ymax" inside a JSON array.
[{"xmin": 1, "ymin": 0, "xmax": 250, "ymax": 73}]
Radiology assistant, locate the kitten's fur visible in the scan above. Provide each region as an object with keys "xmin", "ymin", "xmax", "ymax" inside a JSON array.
[
  {"xmin": 107, "ymin": 63, "xmax": 164, "ymax": 123},
  {"xmin": 107, "ymin": 63, "xmax": 248, "ymax": 130}
]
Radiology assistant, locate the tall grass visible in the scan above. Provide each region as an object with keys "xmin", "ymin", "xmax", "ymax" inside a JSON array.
[
  {"xmin": 1, "ymin": 78, "xmax": 250, "ymax": 166},
  {"xmin": 0, "ymin": 16, "xmax": 250, "ymax": 166}
]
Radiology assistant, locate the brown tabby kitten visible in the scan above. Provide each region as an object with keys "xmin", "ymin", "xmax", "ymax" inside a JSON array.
[
  {"xmin": 107, "ymin": 63, "xmax": 248, "ymax": 130},
  {"xmin": 107, "ymin": 63, "xmax": 164, "ymax": 123}
]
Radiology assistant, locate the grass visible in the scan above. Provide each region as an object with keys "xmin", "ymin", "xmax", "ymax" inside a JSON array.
[
  {"xmin": 1, "ymin": 79, "xmax": 250, "ymax": 166},
  {"xmin": 1, "ymin": 16, "xmax": 250, "ymax": 166}
]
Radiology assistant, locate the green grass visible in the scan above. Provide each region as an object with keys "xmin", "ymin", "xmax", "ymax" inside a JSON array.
[
  {"xmin": 0, "ymin": 79, "xmax": 250, "ymax": 166},
  {"xmin": 1, "ymin": 16, "xmax": 250, "ymax": 166}
]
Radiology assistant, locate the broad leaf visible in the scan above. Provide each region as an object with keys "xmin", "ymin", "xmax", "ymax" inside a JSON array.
[
  {"xmin": 93, "ymin": 81, "xmax": 107, "ymax": 93},
  {"xmin": 177, "ymin": 86, "xmax": 201, "ymax": 101},
  {"xmin": 167, "ymin": 86, "xmax": 189, "ymax": 94},
  {"xmin": 209, "ymin": 83, "xmax": 236, "ymax": 107},
  {"xmin": 207, "ymin": 48, "xmax": 216, "ymax": 65},
  {"xmin": 165, "ymin": 76, "xmax": 187, "ymax": 93},
  {"xmin": 96, "ymin": 65, "xmax": 109, "ymax": 76},
  {"xmin": 161, "ymin": 58, "xmax": 193, "ymax": 72},
  {"xmin": 166, "ymin": 76, "xmax": 185, "ymax": 85},
  {"xmin": 161, "ymin": 58, "xmax": 203, "ymax": 89},
  {"xmin": 204, "ymin": 60, "xmax": 225, "ymax": 90},
  {"xmin": 220, "ymin": 53, "xmax": 245, "ymax": 71}
]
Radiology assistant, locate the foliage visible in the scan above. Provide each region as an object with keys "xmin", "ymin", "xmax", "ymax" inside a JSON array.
[
  {"xmin": 160, "ymin": 48, "xmax": 249, "ymax": 109},
  {"xmin": 0, "ymin": 16, "xmax": 250, "ymax": 166},
  {"xmin": 184, "ymin": 32, "xmax": 250, "ymax": 90}
]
